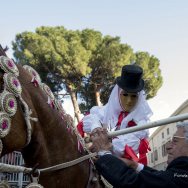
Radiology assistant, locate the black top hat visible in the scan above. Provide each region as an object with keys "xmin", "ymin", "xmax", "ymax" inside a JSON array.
[{"xmin": 116, "ymin": 65, "xmax": 144, "ymax": 93}]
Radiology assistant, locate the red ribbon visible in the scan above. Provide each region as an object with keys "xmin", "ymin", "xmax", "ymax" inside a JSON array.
[
  {"xmin": 123, "ymin": 139, "xmax": 150, "ymax": 165},
  {"xmin": 77, "ymin": 121, "xmax": 84, "ymax": 138},
  {"xmin": 127, "ymin": 120, "xmax": 136, "ymax": 127},
  {"xmin": 124, "ymin": 145, "xmax": 139, "ymax": 162},
  {"xmin": 116, "ymin": 111, "xmax": 129, "ymax": 128},
  {"xmin": 138, "ymin": 138, "xmax": 151, "ymax": 165}
]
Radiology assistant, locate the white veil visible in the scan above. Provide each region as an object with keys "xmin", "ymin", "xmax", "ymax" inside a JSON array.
[{"xmin": 103, "ymin": 84, "xmax": 153, "ymax": 130}]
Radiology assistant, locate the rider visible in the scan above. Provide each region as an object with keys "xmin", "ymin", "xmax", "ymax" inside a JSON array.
[{"xmin": 77, "ymin": 64, "xmax": 153, "ymax": 164}]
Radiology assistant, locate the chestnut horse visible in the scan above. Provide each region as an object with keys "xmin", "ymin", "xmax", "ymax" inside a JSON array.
[{"xmin": 0, "ymin": 48, "xmax": 102, "ymax": 188}]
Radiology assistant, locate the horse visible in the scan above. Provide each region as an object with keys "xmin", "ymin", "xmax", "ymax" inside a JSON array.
[{"xmin": 0, "ymin": 47, "xmax": 103, "ymax": 188}]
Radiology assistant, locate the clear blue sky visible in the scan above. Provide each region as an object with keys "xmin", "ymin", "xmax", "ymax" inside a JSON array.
[{"xmin": 1, "ymin": 0, "xmax": 188, "ymax": 125}]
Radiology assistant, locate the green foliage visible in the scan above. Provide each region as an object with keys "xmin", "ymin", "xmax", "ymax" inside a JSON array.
[
  {"xmin": 12, "ymin": 26, "xmax": 163, "ymax": 114},
  {"xmin": 135, "ymin": 52, "xmax": 163, "ymax": 99},
  {"xmin": 79, "ymin": 35, "xmax": 135, "ymax": 111},
  {"xmin": 12, "ymin": 26, "xmax": 95, "ymax": 92}
]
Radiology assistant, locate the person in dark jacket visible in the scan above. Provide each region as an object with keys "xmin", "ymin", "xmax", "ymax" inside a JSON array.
[{"xmin": 90, "ymin": 121, "xmax": 188, "ymax": 188}]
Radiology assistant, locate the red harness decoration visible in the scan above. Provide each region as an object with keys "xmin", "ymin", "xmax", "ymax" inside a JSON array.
[
  {"xmin": 31, "ymin": 77, "xmax": 40, "ymax": 87},
  {"xmin": 77, "ymin": 120, "xmax": 84, "ymax": 138}
]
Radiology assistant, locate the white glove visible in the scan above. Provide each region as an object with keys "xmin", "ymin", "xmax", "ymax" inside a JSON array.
[{"xmin": 83, "ymin": 114, "xmax": 102, "ymax": 133}]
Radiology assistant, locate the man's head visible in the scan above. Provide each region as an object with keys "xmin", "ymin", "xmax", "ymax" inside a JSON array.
[
  {"xmin": 166, "ymin": 121, "xmax": 188, "ymax": 164},
  {"xmin": 116, "ymin": 65, "xmax": 144, "ymax": 112}
]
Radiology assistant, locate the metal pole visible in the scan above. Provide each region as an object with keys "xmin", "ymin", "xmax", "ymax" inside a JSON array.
[{"xmin": 108, "ymin": 113, "xmax": 188, "ymax": 137}]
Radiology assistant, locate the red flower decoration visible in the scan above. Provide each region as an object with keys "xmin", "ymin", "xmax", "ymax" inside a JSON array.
[{"xmin": 127, "ymin": 120, "xmax": 136, "ymax": 127}]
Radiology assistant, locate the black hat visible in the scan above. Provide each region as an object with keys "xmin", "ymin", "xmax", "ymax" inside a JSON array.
[{"xmin": 116, "ymin": 65, "xmax": 144, "ymax": 93}]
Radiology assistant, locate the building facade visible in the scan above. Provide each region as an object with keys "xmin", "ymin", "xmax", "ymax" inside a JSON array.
[{"xmin": 148, "ymin": 99, "xmax": 188, "ymax": 170}]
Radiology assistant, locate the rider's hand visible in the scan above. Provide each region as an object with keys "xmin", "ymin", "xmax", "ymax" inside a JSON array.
[{"xmin": 89, "ymin": 128, "xmax": 113, "ymax": 153}]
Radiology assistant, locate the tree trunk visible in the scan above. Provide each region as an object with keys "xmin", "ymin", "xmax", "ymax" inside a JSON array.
[
  {"xmin": 67, "ymin": 85, "xmax": 81, "ymax": 123},
  {"xmin": 94, "ymin": 84, "xmax": 102, "ymax": 106}
]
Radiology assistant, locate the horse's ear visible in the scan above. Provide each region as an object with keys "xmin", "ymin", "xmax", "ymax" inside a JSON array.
[{"xmin": 0, "ymin": 44, "xmax": 8, "ymax": 56}]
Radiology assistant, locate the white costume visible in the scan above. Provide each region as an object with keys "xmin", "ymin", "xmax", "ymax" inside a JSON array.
[{"xmin": 83, "ymin": 85, "xmax": 153, "ymax": 157}]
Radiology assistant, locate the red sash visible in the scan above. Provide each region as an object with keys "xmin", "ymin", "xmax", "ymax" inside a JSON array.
[{"xmin": 116, "ymin": 111, "xmax": 150, "ymax": 165}]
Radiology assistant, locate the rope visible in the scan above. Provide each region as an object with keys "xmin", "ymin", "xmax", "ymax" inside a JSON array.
[
  {"xmin": 71, "ymin": 116, "xmax": 94, "ymax": 162},
  {"xmin": 0, "ymin": 163, "xmax": 32, "ymax": 173},
  {"xmin": 0, "ymin": 153, "xmax": 97, "ymax": 174},
  {"xmin": 100, "ymin": 176, "xmax": 113, "ymax": 188},
  {"xmin": 39, "ymin": 152, "xmax": 97, "ymax": 173},
  {"xmin": 71, "ymin": 117, "xmax": 113, "ymax": 187},
  {"xmin": 19, "ymin": 96, "xmax": 38, "ymax": 145}
]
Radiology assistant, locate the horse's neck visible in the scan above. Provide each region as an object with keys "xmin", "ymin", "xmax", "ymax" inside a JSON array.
[
  {"xmin": 17, "ymin": 66, "xmax": 80, "ymax": 168},
  {"xmin": 21, "ymin": 92, "xmax": 91, "ymax": 187},
  {"xmin": 15, "ymin": 67, "xmax": 100, "ymax": 188},
  {"xmin": 22, "ymin": 94, "xmax": 80, "ymax": 168}
]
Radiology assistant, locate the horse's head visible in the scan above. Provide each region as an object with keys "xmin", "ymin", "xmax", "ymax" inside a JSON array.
[{"xmin": 0, "ymin": 53, "xmax": 37, "ymax": 156}]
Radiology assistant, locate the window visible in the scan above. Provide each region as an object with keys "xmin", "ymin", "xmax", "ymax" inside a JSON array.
[
  {"xmin": 162, "ymin": 132, "xmax": 164, "ymax": 139},
  {"xmin": 151, "ymin": 153, "xmax": 154, "ymax": 163},
  {"xmin": 167, "ymin": 128, "xmax": 170, "ymax": 135},
  {"xmin": 154, "ymin": 150, "xmax": 158, "ymax": 161},
  {"xmin": 162, "ymin": 144, "xmax": 167, "ymax": 157}
]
